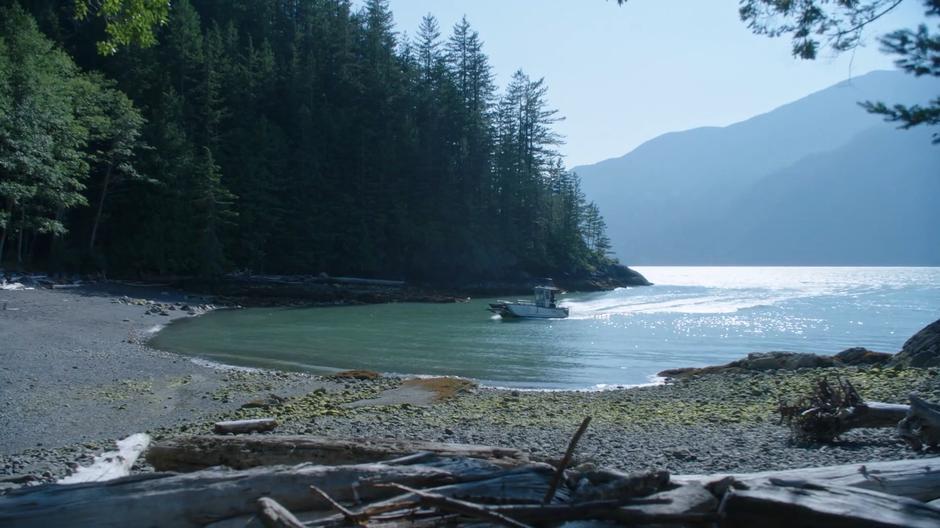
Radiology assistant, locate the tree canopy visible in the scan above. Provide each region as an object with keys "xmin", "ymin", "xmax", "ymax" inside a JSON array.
[
  {"xmin": 1, "ymin": 0, "xmax": 618, "ymax": 283},
  {"xmin": 74, "ymin": 0, "xmax": 170, "ymax": 55}
]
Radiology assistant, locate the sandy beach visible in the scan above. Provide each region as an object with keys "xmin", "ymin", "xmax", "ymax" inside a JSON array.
[{"xmin": 2, "ymin": 284, "xmax": 938, "ymax": 489}]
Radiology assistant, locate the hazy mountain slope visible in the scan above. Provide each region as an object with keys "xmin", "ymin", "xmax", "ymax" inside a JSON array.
[
  {"xmin": 699, "ymin": 126, "xmax": 940, "ymax": 265},
  {"xmin": 574, "ymin": 70, "xmax": 940, "ymax": 264}
]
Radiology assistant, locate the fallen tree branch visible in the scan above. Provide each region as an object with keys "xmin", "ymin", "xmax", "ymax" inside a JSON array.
[
  {"xmin": 543, "ymin": 416, "xmax": 591, "ymax": 504},
  {"xmin": 381, "ymin": 483, "xmax": 533, "ymax": 528},
  {"xmin": 309, "ymin": 485, "xmax": 365, "ymax": 525}
]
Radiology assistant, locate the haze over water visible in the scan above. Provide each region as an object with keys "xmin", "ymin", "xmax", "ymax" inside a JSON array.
[{"xmin": 151, "ymin": 267, "xmax": 940, "ymax": 390}]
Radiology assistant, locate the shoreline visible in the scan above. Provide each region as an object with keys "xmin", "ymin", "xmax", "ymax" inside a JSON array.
[{"xmin": 2, "ymin": 283, "xmax": 938, "ymax": 491}]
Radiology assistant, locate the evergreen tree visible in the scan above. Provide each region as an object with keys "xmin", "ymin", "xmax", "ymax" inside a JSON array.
[{"xmin": 2, "ymin": 0, "xmax": 620, "ymax": 282}]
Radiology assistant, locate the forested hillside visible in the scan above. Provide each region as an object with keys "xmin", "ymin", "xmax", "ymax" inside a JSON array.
[{"xmin": 0, "ymin": 0, "xmax": 615, "ymax": 282}]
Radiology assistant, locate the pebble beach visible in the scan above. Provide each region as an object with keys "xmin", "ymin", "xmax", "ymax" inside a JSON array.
[{"xmin": 2, "ymin": 284, "xmax": 938, "ymax": 491}]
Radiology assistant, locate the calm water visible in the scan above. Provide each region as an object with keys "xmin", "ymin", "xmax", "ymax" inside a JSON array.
[{"xmin": 150, "ymin": 267, "xmax": 940, "ymax": 389}]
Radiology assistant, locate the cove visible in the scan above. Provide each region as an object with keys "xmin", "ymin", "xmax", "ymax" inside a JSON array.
[{"xmin": 148, "ymin": 267, "xmax": 940, "ymax": 390}]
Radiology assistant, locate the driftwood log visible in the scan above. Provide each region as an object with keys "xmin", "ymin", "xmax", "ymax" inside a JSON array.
[
  {"xmin": 4, "ymin": 454, "xmax": 939, "ymax": 527},
  {"xmin": 0, "ymin": 461, "xmax": 481, "ymax": 528},
  {"xmin": 675, "ymin": 456, "xmax": 940, "ymax": 502},
  {"xmin": 779, "ymin": 378, "xmax": 940, "ymax": 447},
  {"xmin": 720, "ymin": 477, "xmax": 940, "ymax": 528},
  {"xmin": 898, "ymin": 395, "xmax": 940, "ymax": 450},
  {"xmin": 146, "ymin": 435, "xmax": 528, "ymax": 471},
  {"xmin": 213, "ymin": 418, "xmax": 278, "ymax": 435}
]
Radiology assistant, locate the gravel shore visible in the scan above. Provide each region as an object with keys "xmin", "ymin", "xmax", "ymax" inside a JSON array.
[{"xmin": 2, "ymin": 284, "xmax": 938, "ymax": 490}]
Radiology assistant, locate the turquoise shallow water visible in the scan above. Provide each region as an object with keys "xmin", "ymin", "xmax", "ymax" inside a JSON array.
[{"xmin": 149, "ymin": 267, "xmax": 940, "ymax": 389}]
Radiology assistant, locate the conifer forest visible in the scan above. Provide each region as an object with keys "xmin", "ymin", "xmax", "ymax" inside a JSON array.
[{"xmin": 0, "ymin": 0, "xmax": 617, "ymax": 283}]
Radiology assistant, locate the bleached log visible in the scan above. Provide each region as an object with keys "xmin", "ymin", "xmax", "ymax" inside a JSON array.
[
  {"xmin": 257, "ymin": 497, "xmax": 305, "ymax": 528},
  {"xmin": 675, "ymin": 457, "xmax": 940, "ymax": 502},
  {"xmin": 146, "ymin": 435, "xmax": 528, "ymax": 471},
  {"xmin": 213, "ymin": 418, "xmax": 278, "ymax": 434},
  {"xmin": 721, "ymin": 477, "xmax": 940, "ymax": 528},
  {"xmin": 0, "ymin": 463, "xmax": 463, "ymax": 528},
  {"xmin": 58, "ymin": 433, "xmax": 150, "ymax": 484},
  {"xmin": 898, "ymin": 395, "xmax": 940, "ymax": 450},
  {"xmin": 840, "ymin": 402, "xmax": 911, "ymax": 429}
]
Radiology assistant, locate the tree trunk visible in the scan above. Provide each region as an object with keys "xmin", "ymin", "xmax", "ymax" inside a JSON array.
[
  {"xmin": 146, "ymin": 435, "xmax": 529, "ymax": 472},
  {"xmin": 89, "ymin": 163, "xmax": 113, "ymax": 251},
  {"xmin": 15, "ymin": 208, "xmax": 24, "ymax": 265},
  {"xmin": 0, "ymin": 200, "xmax": 12, "ymax": 263}
]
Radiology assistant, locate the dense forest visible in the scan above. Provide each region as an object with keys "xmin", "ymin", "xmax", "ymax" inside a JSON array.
[{"xmin": 0, "ymin": 0, "xmax": 616, "ymax": 283}]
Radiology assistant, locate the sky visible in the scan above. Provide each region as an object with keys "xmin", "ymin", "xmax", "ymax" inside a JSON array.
[{"xmin": 352, "ymin": 0, "xmax": 927, "ymax": 167}]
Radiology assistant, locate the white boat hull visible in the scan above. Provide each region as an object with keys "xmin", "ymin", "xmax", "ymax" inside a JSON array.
[{"xmin": 489, "ymin": 302, "xmax": 569, "ymax": 319}]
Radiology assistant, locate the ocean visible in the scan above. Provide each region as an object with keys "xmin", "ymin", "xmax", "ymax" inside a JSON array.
[{"xmin": 149, "ymin": 267, "xmax": 940, "ymax": 389}]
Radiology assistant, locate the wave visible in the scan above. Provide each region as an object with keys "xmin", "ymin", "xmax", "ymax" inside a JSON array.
[
  {"xmin": 562, "ymin": 290, "xmax": 799, "ymax": 318},
  {"xmin": 561, "ymin": 267, "xmax": 940, "ymax": 318}
]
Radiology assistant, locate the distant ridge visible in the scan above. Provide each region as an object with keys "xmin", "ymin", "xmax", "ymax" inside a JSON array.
[{"xmin": 574, "ymin": 70, "xmax": 940, "ymax": 265}]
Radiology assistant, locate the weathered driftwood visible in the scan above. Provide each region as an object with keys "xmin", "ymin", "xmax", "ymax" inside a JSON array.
[
  {"xmin": 898, "ymin": 395, "xmax": 940, "ymax": 450},
  {"xmin": 307, "ymin": 484, "xmax": 718, "ymax": 527},
  {"xmin": 146, "ymin": 435, "xmax": 528, "ymax": 471},
  {"xmin": 58, "ymin": 433, "xmax": 150, "ymax": 484},
  {"xmin": 0, "ymin": 462, "xmax": 470, "ymax": 528},
  {"xmin": 213, "ymin": 418, "xmax": 278, "ymax": 435},
  {"xmin": 381, "ymin": 483, "xmax": 532, "ymax": 528},
  {"xmin": 780, "ymin": 379, "xmax": 940, "ymax": 450},
  {"xmin": 720, "ymin": 477, "xmax": 940, "ymax": 528},
  {"xmin": 385, "ymin": 465, "xmax": 571, "ymax": 505},
  {"xmin": 573, "ymin": 468, "xmax": 671, "ymax": 502},
  {"xmin": 7, "ymin": 454, "xmax": 940, "ymax": 528},
  {"xmin": 675, "ymin": 456, "xmax": 940, "ymax": 502},
  {"xmin": 257, "ymin": 497, "xmax": 305, "ymax": 528},
  {"xmin": 779, "ymin": 378, "xmax": 913, "ymax": 443}
]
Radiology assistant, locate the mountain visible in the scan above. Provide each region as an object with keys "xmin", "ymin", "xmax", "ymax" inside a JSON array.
[{"xmin": 573, "ymin": 70, "xmax": 940, "ymax": 265}]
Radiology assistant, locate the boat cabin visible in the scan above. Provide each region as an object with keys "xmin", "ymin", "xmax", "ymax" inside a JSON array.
[{"xmin": 534, "ymin": 285, "xmax": 560, "ymax": 308}]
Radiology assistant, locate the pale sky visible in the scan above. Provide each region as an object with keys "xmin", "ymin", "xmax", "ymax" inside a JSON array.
[{"xmin": 354, "ymin": 0, "xmax": 927, "ymax": 167}]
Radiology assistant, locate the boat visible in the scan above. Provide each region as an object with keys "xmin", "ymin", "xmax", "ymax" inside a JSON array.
[{"xmin": 488, "ymin": 282, "xmax": 569, "ymax": 319}]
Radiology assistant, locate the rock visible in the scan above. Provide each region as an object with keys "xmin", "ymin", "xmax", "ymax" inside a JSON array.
[
  {"xmin": 239, "ymin": 393, "xmax": 287, "ymax": 410},
  {"xmin": 331, "ymin": 370, "xmax": 381, "ymax": 380},
  {"xmin": 890, "ymin": 318, "xmax": 940, "ymax": 368},
  {"xmin": 658, "ymin": 351, "xmax": 838, "ymax": 378},
  {"xmin": 833, "ymin": 347, "xmax": 892, "ymax": 366},
  {"xmin": 657, "ymin": 367, "xmax": 705, "ymax": 378},
  {"xmin": 731, "ymin": 352, "xmax": 836, "ymax": 371}
]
